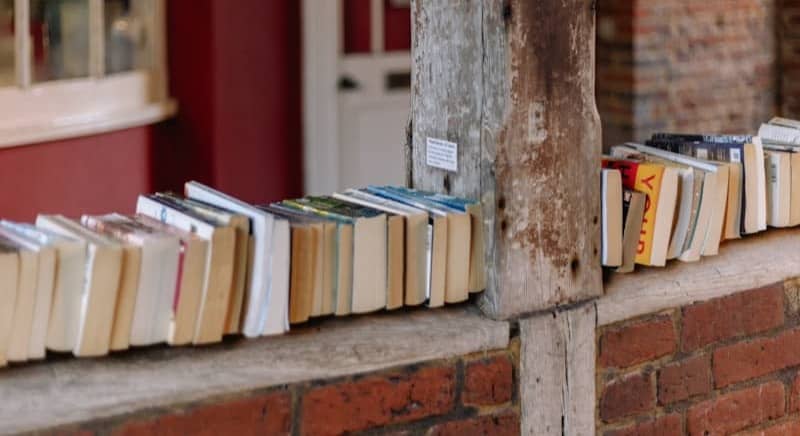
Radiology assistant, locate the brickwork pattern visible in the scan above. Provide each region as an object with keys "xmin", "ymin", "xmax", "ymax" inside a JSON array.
[
  {"xmin": 596, "ymin": 282, "xmax": 800, "ymax": 435},
  {"xmin": 32, "ymin": 343, "xmax": 520, "ymax": 436},
  {"xmin": 597, "ymin": 0, "xmax": 778, "ymax": 147}
]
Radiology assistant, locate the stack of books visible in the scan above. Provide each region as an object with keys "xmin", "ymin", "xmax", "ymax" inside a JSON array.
[
  {"xmin": 601, "ymin": 116, "xmax": 800, "ymax": 273},
  {"xmin": 0, "ymin": 183, "xmax": 485, "ymax": 366}
]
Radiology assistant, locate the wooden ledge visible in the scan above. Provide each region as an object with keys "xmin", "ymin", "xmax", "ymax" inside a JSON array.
[
  {"xmin": 599, "ymin": 228, "xmax": 800, "ymax": 326},
  {"xmin": 0, "ymin": 306, "xmax": 509, "ymax": 434}
]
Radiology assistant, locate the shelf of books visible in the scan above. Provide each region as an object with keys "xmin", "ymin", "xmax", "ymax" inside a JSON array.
[
  {"xmin": 0, "ymin": 183, "xmax": 486, "ymax": 367},
  {"xmin": 600, "ymin": 117, "xmax": 800, "ymax": 273}
]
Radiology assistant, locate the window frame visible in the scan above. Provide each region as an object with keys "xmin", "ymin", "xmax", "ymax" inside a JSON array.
[{"xmin": 0, "ymin": 0, "xmax": 175, "ymax": 149}]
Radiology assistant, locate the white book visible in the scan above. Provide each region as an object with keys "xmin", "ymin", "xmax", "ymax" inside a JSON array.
[
  {"xmin": 764, "ymin": 150, "xmax": 792, "ymax": 227},
  {"xmin": 758, "ymin": 123, "xmax": 800, "ymax": 147},
  {"xmin": 0, "ymin": 229, "xmax": 42, "ymax": 362},
  {"xmin": 0, "ymin": 221, "xmax": 63, "ymax": 359},
  {"xmin": 183, "ymin": 182, "xmax": 288, "ymax": 337},
  {"xmin": 26, "ymin": 219, "xmax": 87, "ymax": 353},
  {"xmin": 36, "ymin": 215, "xmax": 122, "ymax": 357},
  {"xmin": 0, "ymin": 239, "xmax": 18, "ymax": 367}
]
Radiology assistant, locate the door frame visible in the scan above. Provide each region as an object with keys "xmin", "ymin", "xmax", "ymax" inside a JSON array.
[
  {"xmin": 301, "ymin": 0, "xmax": 341, "ymax": 195},
  {"xmin": 301, "ymin": 0, "xmax": 388, "ymax": 195}
]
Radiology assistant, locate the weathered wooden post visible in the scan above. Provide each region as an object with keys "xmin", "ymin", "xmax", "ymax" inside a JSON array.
[{"xmin": 408, "ymin": 0, "xmax": 603, "ymax": 319}]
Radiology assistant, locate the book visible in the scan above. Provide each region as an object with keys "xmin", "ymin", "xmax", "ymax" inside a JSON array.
[
  {"xmin": 617, "ymin": 189, "xmax": 646, "ymax": 273},
  {"xmin": 184, "ymin": 182, "xmax": 287, "ymax": 337},
  {"xmin": 333, "ymin": 189, "xmax": 430, "ymax": 306},
  {"xmin": 136, "ymin": 194, "xmax": 236, "ymax": 344},
  {"xmin": 601, "ymin": 158, "xmax": 678, "ymax": 266},
  {"xmin": 153, "ymin": 193, "xmax": 252, "ymax": 335},
  {"xmin": 0, "ymin": 221, "xmax": 56, "ymax": 360},
  {"xmin": 0, "ymin": 239, "xmax": 19, "ymax": 367},
  {"xmin": 132, "ymin": 214, "xmax": 209, "ymax": 346},
  {"xmin": 761, "ymin": 143, "xmax": 800, "ymax": 226},
  {"xmin": 0, "ymin": 231, "xmax": 39, "ymax": 363},
  {"xmin": 365, "ymin": 186, "xmax": 469, "ymax": 305},
  {"xmin": 763, "ymin": 150, "xmax": 792, "ymax": 227},
  {"xmin": 619, "ymin": 143, "xmax": 730, "ymax": 258},
  {"xmin": 36, "ymin": 215, "xmax": 123, "ymax": 357},
  {"xmin": 281, "ymin": 196, "xmax": 389, "ymax": 313},
  {"xmin": 3, "ymin": 221, "xmax": 85, "ymax": 355},
  {"xmin": 269, "ymin": 203, "xmax": 335, "ymax": 318},
  {"xmin": 601, "ymin": 169, "xmax": 623, "ymax": 267},
  {"xmin": 81, "ymin": 214, "xmax": 181, "ymax": 347},
  {"xmin": 759, "ymin": 123, "xmax": 800, "ymax": 146}
]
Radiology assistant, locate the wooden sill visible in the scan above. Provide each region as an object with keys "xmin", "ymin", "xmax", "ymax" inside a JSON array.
[
  {"xmin": 0, "ymin": 306, "xmax": 508, "ymax": 434},
  {"xmin": 599, "ymin": 227, "xmax": 800, "ymax": 326},
  {"xmin": 0, "ymin": 100, "xmax": 177, "ymax": 149}
]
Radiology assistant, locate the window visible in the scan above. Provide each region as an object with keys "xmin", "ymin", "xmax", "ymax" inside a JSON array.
[{"xmin": 0, "ymin": 0, "xmax": 174, "ymax": 148}]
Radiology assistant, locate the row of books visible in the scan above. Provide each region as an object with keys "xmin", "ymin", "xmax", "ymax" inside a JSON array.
[
  {"xmin": 600, "ymin": 117, "xmax": 800, "ymax": 272},
  {"xmin": 0, "ymin": 183, "xmax": 485, "ymax": 366}
]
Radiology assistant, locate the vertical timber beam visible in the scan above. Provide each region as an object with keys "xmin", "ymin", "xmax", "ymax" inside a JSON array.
[
  {"xmin": 520, "ymin": 303, "xmax": 597, "ymax": 435},
  {"xmin": 408, "ymin": 0, "xmax": 603, "ymax": 319}
]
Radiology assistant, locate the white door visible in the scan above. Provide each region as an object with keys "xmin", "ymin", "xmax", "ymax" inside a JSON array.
[{"xmin": 302, "ymin": 0, "xmax": 411, "ymax": 195}]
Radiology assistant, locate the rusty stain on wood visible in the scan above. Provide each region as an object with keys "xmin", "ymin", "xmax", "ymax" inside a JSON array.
[{"xmin": 408, "ymin": 0, "xmax": 602, "ymax": 319}]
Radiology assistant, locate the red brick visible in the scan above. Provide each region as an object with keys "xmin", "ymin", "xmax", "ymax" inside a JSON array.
[
  {"xmin": 658, "ymin": 355, "xmax": 712, "ymax": 405},
  {"xmin": 301, "ymin": 365, "xmax": 455, "ymax": 436},
  {"xmin": 599, "ymin": 316, "xmax": 677, "ymax": 368},
  {"xmin": 686, "ymin": 382, "xmax": 785, "ymax": 436},
  {"xmin": 790, "ymin": 373, "xmax": 800, "ymax": 413},
  {"xmin": 427, "ymin": 411, "xmax": 519, "ymax": 436},
  {"xmin": 600, "ymin": 372, "xmax": 655, "ymax": 423},
  {"xmin": 738, "ymin": 418, "xmax": 800, "ymax": 436},
  {"xmin": 112, "ymin": 391, "xmax": 291, "ymax": 436},
  {"xmin": 604, "ymin": 413, "xmax": 682, "ymax": 436},
  {"xmin": 713, "ymin": 328, "xmax": 800, "ymax": 388},
  {"xmin": 737, "ymin": 418, "xmax": 800, "ymax": 436},
  {"xmin": 463, "ymin": 355, "xmax": 513, "ymax": 406},
  {"xmin": 681, "ymin": 285, "xmax": 784, "ymax": 352}
]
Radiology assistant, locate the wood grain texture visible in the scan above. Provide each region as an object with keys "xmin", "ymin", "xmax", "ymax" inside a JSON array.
[
  {"xmin": 520, "ymin": 303, "xmax": 597, "ymax": 435},
  {"xmin": 0, "ymin": 307, "xmax": 508, "ymax": 434},
  {"xmin": 408, "ymin": 0, "xmax": 602, "ymax": 319},
  {"xmin": 599, "ymin": 227, "xmax": 800, "ymax": 326}
]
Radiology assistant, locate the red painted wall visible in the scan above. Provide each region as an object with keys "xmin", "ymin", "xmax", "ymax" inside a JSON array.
[
  {"xmin": 0, "ymin": 127, "xmax": 152, "ymax": 221},
  {"xmin": 211, "ymin": 0, "xmax": 303, "ymax": 205}
]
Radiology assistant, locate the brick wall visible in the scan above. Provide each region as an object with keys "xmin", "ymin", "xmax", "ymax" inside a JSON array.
[
  {"xmin": 780, "ymin": 0, "xmax": 800, "ymax": 118},
  {"xmin": 596, "ymin": 281, "xmax": 800, "ymax": 435},
  {"xmin": 34, "ymin": 342, "xmax": 519, "ymax": 436},
  {"xmin": 597, "ymin": 0, "xmax": 778, "ymax": 147}
]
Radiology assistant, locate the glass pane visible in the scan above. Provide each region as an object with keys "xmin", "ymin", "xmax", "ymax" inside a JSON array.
[
  {"xmin": 30, "ymin": 0, "xmax": 90, "ymax": 82},
  {"xmin": 343, "ymin": 0, "xmax": 370, "ymax": 54},
  {"xmin": 0, "ymin": 0, "xmax": 13, "ymax": 86},
  {"xmin": 104, "ymin": 0, "xmax": 151, "ymax": 74},
  {"xmin": 384, "ymin": 0, "xmax": 410, "ymax": 52}
]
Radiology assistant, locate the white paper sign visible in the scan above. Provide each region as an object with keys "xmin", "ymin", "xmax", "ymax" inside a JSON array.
[{"xmin": 426, "ymin": 137, "xmax": 458, "ymax": 172}]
